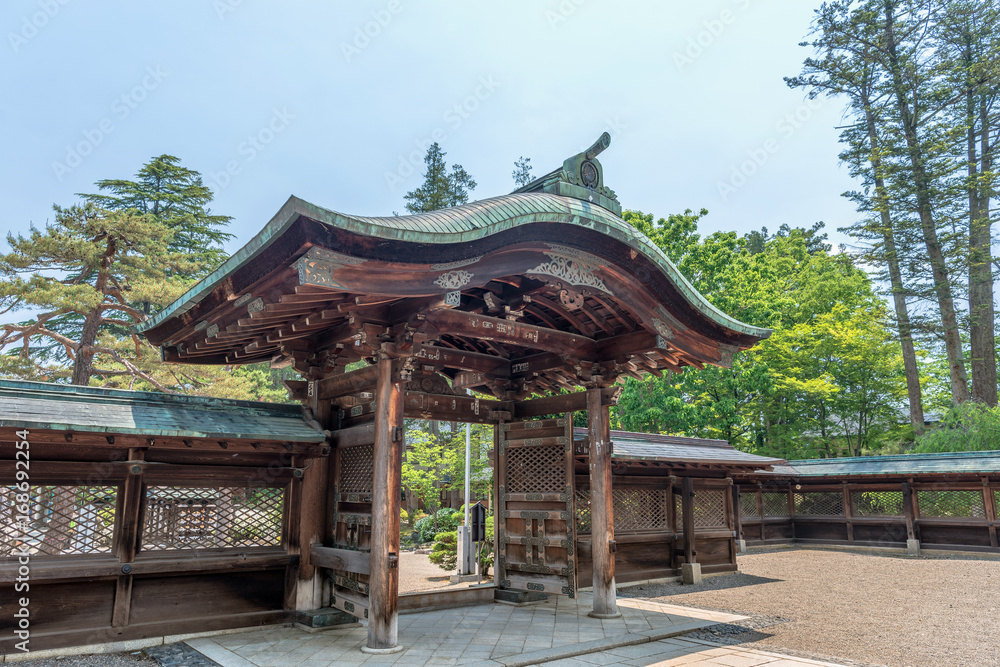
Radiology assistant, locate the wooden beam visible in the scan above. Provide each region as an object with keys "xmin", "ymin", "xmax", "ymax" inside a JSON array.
[
  {"xmin": 367, "ymin": 352, "xmax": 403, "ymax": 651},
  {"xmin": 310, "ymin": 545, "xmax": 371, "ymax": 575},
  {"xmin": 330, "ymin": 423, "xmax": 376, "ymax": 449},
  {"xmin": 411, "ymin": 343, "xmax": 509, "ymax": 376},
  {"xmin": 316, "ymin": 364, "xmax": 378, "ymax": 400},
  {"xmin": 403, "ymin": 392, "xmax": 503, "ymax": 424},
  {"xmin": 586, "ymin": 387, "xmax": 618, "ymax": 618},
  {"xmin": 422, "ymin": 309, "xmax": 596, "ymax": 358},
  {"xmin": 513, "ymin": 388, "xmax": 619, "ymax": 419}
]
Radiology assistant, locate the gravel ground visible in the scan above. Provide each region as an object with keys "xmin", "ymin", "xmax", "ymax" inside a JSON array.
[
  {"xmin": 4, "ymin": 652, "xmax": 157, "ymax": 667},
  {"xmin": 622, "ymin": 546, "xmax": 1000, "ymax": 667},
  {"xmin": 399, "ymin": 550, "xmax": 486, "ymax": 593}
]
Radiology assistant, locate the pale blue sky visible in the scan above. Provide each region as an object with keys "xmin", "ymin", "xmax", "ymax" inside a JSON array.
[{"xmin": 2, "ymin": 1, "xmax": 856, "ymax": 268}]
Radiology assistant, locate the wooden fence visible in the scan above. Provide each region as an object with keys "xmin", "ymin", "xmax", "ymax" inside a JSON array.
[{"xmin": 737, "ymin": 481, "xmax": 1000, "ymax": 553}]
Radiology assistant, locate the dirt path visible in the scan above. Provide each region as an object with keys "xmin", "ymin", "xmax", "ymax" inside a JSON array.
[{"xmin": 623, "ymin": 547, "xmax": 1000, "ymax": 667}]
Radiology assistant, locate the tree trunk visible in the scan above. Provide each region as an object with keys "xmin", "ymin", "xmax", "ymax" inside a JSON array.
[
  {"xmin": 861, "ymin": 105, "xmax": 926, "ymax": 432},
  {"xmin": 72, "ymin": 238, "xmax": 116, "ymax": 386},
  {"xmin": 883, "ymin": 0, "xmax": 970, "ymax": 404},
  {"xmin": 969, "ymin": 85, "xmax": 997, "ymax": 405}
]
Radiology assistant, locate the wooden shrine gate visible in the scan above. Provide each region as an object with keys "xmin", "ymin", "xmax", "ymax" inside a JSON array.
[{"xmin": 496, "ymin": 417, "xmax": 577, "ymax": 598}]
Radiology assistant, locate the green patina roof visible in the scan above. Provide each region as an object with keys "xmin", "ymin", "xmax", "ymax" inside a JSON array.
[
  {"xmin": 766, "ymin": 451, "xmax": 1000, "ymax": 477},
  {"xmin": 572, "ymin": 427, "xmax": 785, "ymax": 468},
  {"xmin": 135, "ymin": 193, "xmax": 771, "ymax": 341},
  {"xmin": 0, "ymin": 380, "xmax": 326, "ymax": 442}
]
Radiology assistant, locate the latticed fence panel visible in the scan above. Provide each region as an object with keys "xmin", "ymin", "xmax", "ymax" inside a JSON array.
[
  {"xmin": 739, "ymin": 490, "xmax": 759, "ymax": 518},
  {"xmin": 692, "ymin": 489, "xmax": 727, "ymax": 528},
  {"xmin": 762, "ymin": 492, "xmax": 790, "ymax": 517},
  {"xmin": 505, "ymin": 444, "xmax": 565, "ymax": 494},
  {"xmin": 613, "ymin": 487, "xmax": 670, "ymax": 532},
  {"xmin": 340, "ymin": 443, "xmax": 374, "ymax": 496},
  {"xmin": 851, "ymin": 491, "xmax": 904, "ymax": 517},
  {"xmin": 675, "ymin": 488, "xmax": 728, "ymax": 529},
  {"xmin": 995, "ymin": 490, "xmax": 1000, "ymax": 519},
  {"xmin": 575, "ymin": 489, "xmax": 591, "ymax": 533},
  {"xmin": 2, "ymin": 485, "xmax": 117, "ymax": 557},
  {"xmin": 917, "ymin": 490, "xmax": 985, "ymax": 519},
  {"xmin": 794, "ymin": 492, "xmax": 844, "ymax": 516},
  {"xmin": 142, "ymin": 486, "xmax": 284, "ymax": 550}
]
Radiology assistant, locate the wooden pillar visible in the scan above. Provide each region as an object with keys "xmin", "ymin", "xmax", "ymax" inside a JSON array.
[
  {"xmin": 492, "ymin": 422, "xmax": 502, "ymax": 589},
  {"xmin": 586, "ymin": 387, "xmax": 618, "ymax": 618},
  {"xmin": 842, "ymin": 483, "xmax": 854, "ymax": 543},
  {"xmin": 366, "ymin": 353, "xmax": 404, "ymax": 652},
  {"xmin": 112, "ymin": 448, "xmax": 145, "ymax": 627},
  {"xmin": 982, "ymin": 478, "xmax": 997, "ymax": 548},
  {"xmin": 902, "ymin": 482, "xmax": 917, "ymax": 541},
  {"xmin": 731, "ymin": 485, "xmax": 743, "ymax": 541},
  {"xmin": 295, "ymin": 453, "xmax": 328, "ymax": 610},
  {"xmin": 682, "ymin": 477, "xmax": 696, "ymax": 563}
]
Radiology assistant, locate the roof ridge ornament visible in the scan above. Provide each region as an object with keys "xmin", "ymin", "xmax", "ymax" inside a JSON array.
[{"xmin": 513, "ymin": 132, "xmax": 621, "ymax": 215}]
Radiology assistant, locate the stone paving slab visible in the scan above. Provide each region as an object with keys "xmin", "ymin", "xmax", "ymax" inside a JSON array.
[{"xmin": 183, "ymin": 593, "xmax": 749, "ymax": 667}]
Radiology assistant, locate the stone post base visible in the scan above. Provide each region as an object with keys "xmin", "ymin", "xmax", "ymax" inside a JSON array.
[
  {"xmin": 681, "ymin": 562, "xmax": 702, "ymax": 585},
  {"xmin": 906, "ymin": 539, "xmax": 921, "ymax": 557},
  {"xmin": 736, "ymin": 539, "xmax": 747, "ymax": 554}
]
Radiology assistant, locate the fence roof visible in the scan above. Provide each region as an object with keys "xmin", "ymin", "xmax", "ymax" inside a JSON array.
[
  {"xmin": 574, "ymin": 427, "xmax": 785, "ymax": 469},
  {"xmin": 0, "ymin": 379, "xmax": 327, "ymax": 442},
  {"xmin": 763, "ymin": 450, "xmax": 1000, "ymax": 477}
]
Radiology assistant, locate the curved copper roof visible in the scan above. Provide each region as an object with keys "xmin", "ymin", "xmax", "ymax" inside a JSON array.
[{"xmin": 137, "ymin": 142, "xmax": 770, "ymax": 395}]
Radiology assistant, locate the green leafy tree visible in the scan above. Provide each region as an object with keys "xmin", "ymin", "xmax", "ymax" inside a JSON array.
[
  {"xmin": 615, "ymin": 209, "xmax": 906, "ymax": 458},
  {"xmin": 404, "ymin": 143, "xmax": 477, "ymax": 213},
  {"xmin": 402, "ymin": 429, "xmax": 457, "ymax": 534}
]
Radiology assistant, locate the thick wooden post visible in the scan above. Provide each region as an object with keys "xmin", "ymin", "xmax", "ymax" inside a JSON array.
[
  {"xmin": 295, "ymin": 452, "xmax": 328, "ymax": 610},
  {"xmin": 112, "ymin": 448, "xmax": 145, "ymax": 627},
  {"xmin": 682, "ymin": 477, "xmax": 696, "ymax": 564},
  {"xmin": 365, "ymin": 353, "xmax": 404, "ymax": 652},
  {"xmin": 732, "ymin": 485, "xmax": 743, "ymax": 540},
  {"xmin": 586, "ymin": 387, "xmax": 618, "ymax": 618},
  {"xmin": 982, "ymin": 479, "xmax": 997, "ymax": 548},
  {"xmin": 842, "ymin": 484, "xmax": 854, "ymax": 543}
]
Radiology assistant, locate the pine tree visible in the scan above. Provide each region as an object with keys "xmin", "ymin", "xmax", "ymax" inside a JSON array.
[
  {"xmin": 404, "ymin": 143, "xmax": 477, "ymax": 213},
  {"xmin": 512, "ymin": 156, "xmax": 533, "ymax": 187},
  {"xmin": 80, "ymin": 154, "xmax": 233, "ymax": 280},
  {"xmin": 0, "ymin": 204, "xmax": 192, "ymax": 387}
]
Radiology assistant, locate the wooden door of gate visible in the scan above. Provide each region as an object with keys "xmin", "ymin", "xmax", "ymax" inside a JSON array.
[
  {"xmin": 326, "ymin": 418, "xmax": 375, "ymax": 621},
  {"xmin": 496, "ymin": 417, "xmax": 577, "ymax": 598}
]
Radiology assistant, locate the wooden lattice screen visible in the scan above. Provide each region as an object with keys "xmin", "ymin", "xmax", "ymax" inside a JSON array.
[
  {"xmin": 142, "ymin": 486, "xmax": 283, "ymax": 550},
  {"xmin": 793, "ymin": 492, "xmax": 844, "ymax": 517},
  {"xmin": 917, "ymin": 490, "xmax": 986, "ymax": 518},
  {"xmin": 851, "ymin": 491, "xmax": 904, "ymax": 517},
  {"xmin": 3, "ymin": 484, "xmax": 117, "ymax": 556},
  {"xmin": 676, "ymin": 486, "xmax": 729, "ymax": 529},
  {"xmin": 574, "ymin": 487, "xmax": 671, "ymax": 534}
]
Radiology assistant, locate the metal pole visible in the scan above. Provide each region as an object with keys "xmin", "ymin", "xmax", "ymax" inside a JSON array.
[{"xmin": 464, "ymin": 422, "xmax": 471, "ymax": 525}]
